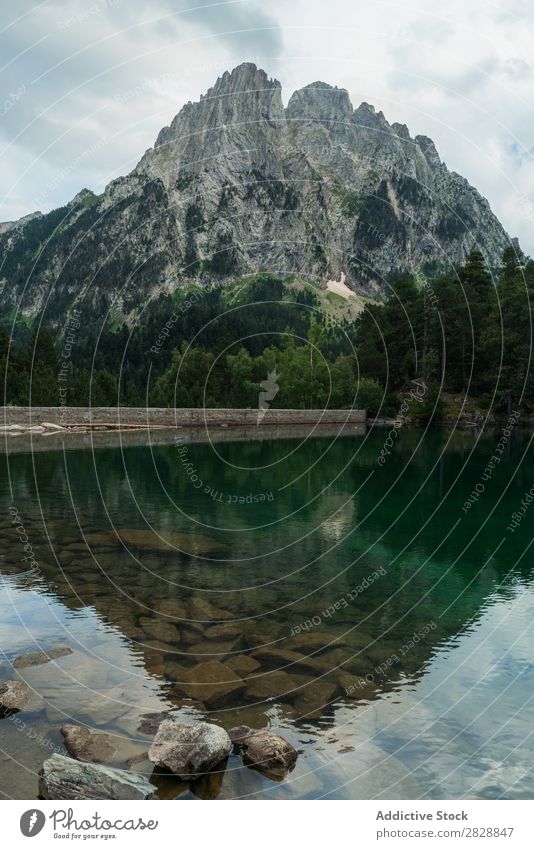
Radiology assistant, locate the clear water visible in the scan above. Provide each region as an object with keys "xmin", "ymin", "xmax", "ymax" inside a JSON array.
[{"xmin": 0, "ymin": 426, "xmax": 533, "ymax": 799}]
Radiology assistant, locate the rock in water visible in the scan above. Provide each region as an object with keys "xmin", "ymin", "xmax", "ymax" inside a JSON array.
[
  {"xmin": 14, "ymin": 647, "xmax": 73, "ymax": 669},
  {"xmin": 137, "ymin": 711, "xmax": 170, "ymax": 735},
  {"xmin": 237, "ymin": 729, "xmax": 298, "ymax": 779},
  {"xmin": 39, "ymin": 754, "xmax": 157, "ymax": 799},
  {"xmin": 227, "ymin": 725, "xmax": 255, "ymax": 747},
  {"xmin": 293, "ymin": 680, "xmax": 337, "ymax": 719},
  {"xmin": 61, "ymin": 725, "xmax": 117, "ymax": 763},
  {"xmin": 226, "ymin": 654, "xmax": 261, "ymax": 676},
  {"xmin": 0, "ymin": 680, "xmax": 30, "ymax": 714},
  {"xmin": 176, "ymin": 660, "xmax": 246, "ymax": 707},
  {"xmin": 148, "ymin": 719, "xmax": 232, "ymax": 779}
]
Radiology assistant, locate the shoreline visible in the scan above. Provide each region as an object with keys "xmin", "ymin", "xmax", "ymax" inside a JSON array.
[
  {"xmin": 0, "ymin": 422, "xmax": 367, "ymax": 454},
  {"xmin": 1, "ymin": 409, "xmax": 529, "ymax": 454}
]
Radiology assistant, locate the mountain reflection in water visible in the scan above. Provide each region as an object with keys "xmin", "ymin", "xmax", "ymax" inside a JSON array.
[{"xmin": 0, "ymin": 428, "xmax": 533, "ymax": 799}]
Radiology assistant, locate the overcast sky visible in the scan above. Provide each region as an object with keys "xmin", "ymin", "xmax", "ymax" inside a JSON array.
[{"xmin": 1, "ymin": 0, "xmax": 533, "ymax": 252}]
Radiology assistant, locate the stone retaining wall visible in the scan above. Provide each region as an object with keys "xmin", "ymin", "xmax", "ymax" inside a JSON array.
[
  {"xmin": 1, "ymin": 422, "xmax": 366, "ymax": 454},
  {"xmin": 1, "ymin": 407, "xmax": 366, "ymax": 427}
]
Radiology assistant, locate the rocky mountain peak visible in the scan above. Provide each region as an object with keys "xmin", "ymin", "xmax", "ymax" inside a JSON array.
[
  {"xmin": 287, "ymin": 81, "xmax": 353, "ymax": 122},
  {"xmin": 209, "ymin": 62, "xmax": 280, "ymax": 97},
  {"xmin": 353, "ymin": 101, "xmax": 388, "ymax": 129},
  {"xmin": 151, "ymin": 63, "xmax": 284, "ymax": 156},
  {"xmin": 391, "ymin": 122, "xmax": 411, "ymax": 141},
  {"xmin": 0, "ymin": 64, "xmax": 512, "ymax": 323},
  {"xmin": 202, "ymin": 62, "xmax": 284, "ymax": 125},
  {"xmin": 415, "ymin": 135, "xmax": 442, "ymax": 169}
]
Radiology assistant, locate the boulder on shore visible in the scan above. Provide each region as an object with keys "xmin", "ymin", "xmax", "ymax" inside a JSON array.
[
  {"xmin": 148, "ymin": 719, "xmax": 231, "ymax": 780},
  {"xmin": 0, "ymin": 680, "xmax": 30, "ymax": 713},
  {"xmin": 39, "ymin": 753, "xmax": 156, "ymax": 799},
  {"xmin": 229, "ymin": 727, "xmax": 298, "ymax": 779}
]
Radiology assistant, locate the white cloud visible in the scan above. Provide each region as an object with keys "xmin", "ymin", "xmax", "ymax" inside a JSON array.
[{"xmin": 1, "ymin": 0, "xmax": 533, "ymax": 252}]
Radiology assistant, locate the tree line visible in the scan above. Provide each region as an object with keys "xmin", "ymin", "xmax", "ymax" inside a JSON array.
[{"xmin": 1, "ymin": 249, "xmax": 533, "ymax": 420}]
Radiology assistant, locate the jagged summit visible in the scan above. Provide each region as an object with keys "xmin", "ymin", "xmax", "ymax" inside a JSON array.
[
  {"xmin": 152, "ymin": 64, "xmax": 407, "ymax": 145},
  {"xmin": 287, "ymin": 81, "xmax": 353, "ymax": 121},
  {"xmin": 209, "ymin": 62, "xmax": 280, "ymax": 94},
  {"xmin": 152, "ymin": 62, "xmax": 284, "ymax": 153},
  {"xmin": 0, "ymin": 64, "xmax": 511, "ymax": 324}
]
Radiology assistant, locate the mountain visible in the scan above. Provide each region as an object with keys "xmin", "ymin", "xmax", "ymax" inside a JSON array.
[{"xmin": 0, "ymin": 62, "xmax": 511, "ymax": 328}]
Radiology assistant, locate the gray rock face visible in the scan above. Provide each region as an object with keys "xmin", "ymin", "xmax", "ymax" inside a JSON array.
[
  {"xmin": 39, "ymin": 753, "xmax": 157, "ymax": 799},
  {"xmin": 0, "ymin": 680, "xmax": 30, "ymax": 712},
  {"xmin": 0, "ymin": 62, "xmax": 511, "ymax": 323},
  {"xmin": 148, "ymin": 719, "xmax": 231, "ymax": 779}
]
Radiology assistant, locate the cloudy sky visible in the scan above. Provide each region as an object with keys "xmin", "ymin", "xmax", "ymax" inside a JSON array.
[{"xmin": 2, "ymin": 0, "xmax": 534, "ymax": 251}]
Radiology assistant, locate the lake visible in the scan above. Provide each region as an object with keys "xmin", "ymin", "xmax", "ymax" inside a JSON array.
[{"xmin": 0, "ymin": 425, "xmax": 533, "ymax": 799}]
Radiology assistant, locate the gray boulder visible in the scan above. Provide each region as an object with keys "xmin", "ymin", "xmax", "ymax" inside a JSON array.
[
  {"xmin": 39, "ymin": 754, "xmax": 156, "ymax": 800},
  {"xmin": 148, "ymin": 719, "xmax": 231, "ymax": 779}
]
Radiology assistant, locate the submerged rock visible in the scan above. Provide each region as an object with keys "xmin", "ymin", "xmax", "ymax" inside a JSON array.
[
  {"xmin": 14, "ymin": 647, "xmax": 73, "ymax": 669},
  {"xmin": 187, "ymin": 597, "xmax": 233, "ymax": 622},
  {"xmin": 137, "ymin": 711, "xmax": 170, "ymax": 735},
  {"xmin": 165, "ymin": 660, "xmax": 189, "ymax": 683},
  {"xmin": 286, "ymin": 632, "xmax": 351, "ymax": 653},
  {"xmin": 126, "ymin": 751, "xmax": 151, "ymax": 772},
  {"xmin": 39, "ymin": 753, "xmax": 157, "ymax": 799},
  {"xmin": 61, "ymin": 724, "xmax": 117, "ymax": 763},
  {"xmin": 148, "ymin": 719, "xmax": 232, "ymax": 779},
  {"xmin": 245, "ymin": 669, "xmax": 299, "ymax": 701},
  {"xmin": 176, "ymin": 660, "xmax": 246, "ymax": 707},
  {"xmin": 236, "ymin": 728, "xmax": 298, "ymax": 778},
  {"xmin": 226, "ymin": 654, "xmax": 261, "ymax": 676},
  {"xmin": 171, "ymin": 699, "xmax": 206, "ymax": 715},
  {"xmin": 84, "ymin": 528, "xmax": 228, "ymax": 557},
  {"xmin": 187, "ymin": 637, "xmax": 243, "ymax": 662},
  {"xmin": 204, "ymin": 623, "xmax": 243, "ymax": 640},
  {"xmin": 293, "ymin": 680, "xmax": 337, "ymax": 719},
  {"xmin": 0, "ymin": 680, "xmax": 30, "ymax": 714},
  {"xmin": 139, "ymin": 616, "xmax": 181, "ymax": 643},
  {"xmin": 227, "ymin": 725, "xmax": 255, "ymax": 748},
  {"xmin": 337, "ymin": 672, "xmax": 377, "ymax": 700},
  {"xmin": 153, "ymin": 599, "xmax": 190, "ymax": 622},
  {"xmin": 142, "ymin": 638, "xmax": 181, "ymax": 655},
  {"xmin": 252, "ymin": 646, "xmax": 309, "ymax": 665}
]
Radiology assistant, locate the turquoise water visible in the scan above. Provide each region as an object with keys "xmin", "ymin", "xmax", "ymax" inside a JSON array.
[{"xmin": 0, "ymin": 427, "xmax": 533, "ymax": 799}]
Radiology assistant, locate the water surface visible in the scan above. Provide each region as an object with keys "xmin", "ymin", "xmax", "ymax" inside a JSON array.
[{"xmin": 0, "ymin": 426, "xmax": 533, "ymax": 799}]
